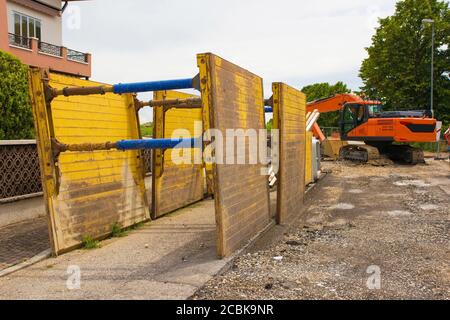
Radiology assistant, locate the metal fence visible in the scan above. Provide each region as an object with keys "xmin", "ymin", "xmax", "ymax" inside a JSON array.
[
  {"xmin": 0, "ymin": 140, "xmax": 152, "ymax": 201},
  {"xmin": 67, "ymin": 49, "xmax": 88, "ymax": 63},
  {"xmin": 38, "ymin": 41, "xmax": 63, "ymax": 57},
  {"xmin": 320, "ymin": 127, "xmax": 340, "ymax": 137},
  {"xmin": 0, "ymin": 140, "xmax": 42, "ymax": 201},
  {"xmin": 142, "ymin": 149, "xmax": 152, "ymax": 175},
  {"xmin": 8, "ymin": 33, "xmax": 31, "ymax": 49}
]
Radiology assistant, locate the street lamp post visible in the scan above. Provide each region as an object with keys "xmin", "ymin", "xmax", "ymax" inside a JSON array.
[
  {"xmin": 422, "ymin": 18, "xmax": 435, "ymax": 118},
  {"xmin": 422, "ymin": 19, "xmax": 439, "ymax": 157}
]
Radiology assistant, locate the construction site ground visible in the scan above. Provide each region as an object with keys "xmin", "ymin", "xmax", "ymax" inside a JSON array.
[
  {"xmin": 193, "ymin": 159, "xmax": 450, "ymax": 300},
  {"xmin": 0, "ymin": 159, "xmax": 448, "ymax": 299},
  {"xmin": 0, "ymin": 198, "xmax": 233, "ymax": 299}
]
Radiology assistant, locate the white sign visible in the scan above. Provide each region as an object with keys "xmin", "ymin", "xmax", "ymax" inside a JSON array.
[
  {"xmin": 66, "ymin": 265, "xmax": 81, "ymax": 290},
  {"xmin": 366, "ymin": 265, "xmax": 381, "ymax": 290},
  {"xmin": 436, "ymin": 121, "xmax": 442, "ymax": 142}
]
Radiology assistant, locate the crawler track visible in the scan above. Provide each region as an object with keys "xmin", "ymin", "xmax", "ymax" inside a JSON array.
[
  {"xmin": 339, "ymin": 144, "xmax": 381, "ymax": 163},
  {"xmin": 386, "ymin": 145, "xmax": 424, "ymax": 164},
  {"xmin": 339, "ymin": 144, "xmax": 424, "ymax": 165}
]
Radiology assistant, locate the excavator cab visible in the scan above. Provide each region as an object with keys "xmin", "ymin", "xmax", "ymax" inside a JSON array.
[
  {"xmin": 339, "ymin": 103, "xmax": 383, "ymax": 140},
  {"xmin": 367, "ymin": 104, "xmax": 383, "ymax": 117},
  {"xmin": 340, "ymin": 103, "xmax": 366, "ymax": 139}
]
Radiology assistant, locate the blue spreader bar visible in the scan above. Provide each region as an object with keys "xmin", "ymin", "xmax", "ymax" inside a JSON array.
[
  {"xmin": 116, "ymin": 138, "xmax": 200, "ymax": 150},
  {"xmin": 113, "ymin": 78, "xmax": 193, "ymax": 94}
]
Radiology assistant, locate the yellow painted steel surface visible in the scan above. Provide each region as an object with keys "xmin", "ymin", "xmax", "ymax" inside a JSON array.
[
  {"xmin": 197, "ymin": 57, "xmax": 214, "ymax": 196},
  {"xmin": 197, "ymin": 53, "xmax": 271, "ymax": 258},
  {"xmin": 152, "ymin": 90, "xmax": 204, "ymax": 219},
  {"xmin": 272, "ymin": 83, "xmax": 306, "ymax": 224},
  {"xmin": 29, "ymin": 69, "xmax": 149, "ymax": 255},
  {"xmin": 305, "ymin": 131, "xmax": 314, "ymax": 185}
]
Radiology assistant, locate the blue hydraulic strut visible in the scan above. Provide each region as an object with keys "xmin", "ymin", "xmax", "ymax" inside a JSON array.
[
  {"xmin": 115, "ymin": 138, "xmax": 200, "ymax": 150},
  {"xmin": 53, "ymin": 77, "xmax": 197, "ymax": 97},
  {"xmin": 113, "ymin": 78, "xmax": 194, "ymax": 94}
]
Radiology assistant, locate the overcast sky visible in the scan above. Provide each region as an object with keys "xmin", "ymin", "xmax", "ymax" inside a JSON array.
[{"xmin": 61, "ymin": 0, "xmax": 397, "ymax": 123}]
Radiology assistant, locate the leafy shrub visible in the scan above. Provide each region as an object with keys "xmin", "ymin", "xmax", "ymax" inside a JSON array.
[{"xmin": 0, "ymin": 50, "xmax": 34, "ymax": 139}]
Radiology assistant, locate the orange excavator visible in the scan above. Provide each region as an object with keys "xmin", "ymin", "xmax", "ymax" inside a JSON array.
[{"xmin": 307, "ymin": 94, "xmax": 437, "ymax": 164}]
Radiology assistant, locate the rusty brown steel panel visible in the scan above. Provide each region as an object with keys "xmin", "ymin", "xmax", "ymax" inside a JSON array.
[
  {"xmin": 197, "ymin": 53, "xmax": 271, "ymax": 258},
  {"xmin": 272, "ymin": 83, "xmax": 306, "ymax": 224},
  {"xmin": 29, "ymin": 70, "xmax": 149, "ymax": 255},
  {"xmin": 152, "ymin": 90, "xmax": 204, "ymax": 219}
]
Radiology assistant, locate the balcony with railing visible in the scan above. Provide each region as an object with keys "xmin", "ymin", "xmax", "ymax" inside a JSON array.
[
  {"xmin": 8, "ymin": 33, "xmax": 31, "ymax": 50},
  {"xmin": 38, "ymin": 41, "xmax": 63, "ymax": 57},
  {"xmin": 5, "ymin": 33, "xmax": 91, "ymax": 78},
  {"xmin": 67, "ymin": 49, "xmax": 89, "ymax": 63}
]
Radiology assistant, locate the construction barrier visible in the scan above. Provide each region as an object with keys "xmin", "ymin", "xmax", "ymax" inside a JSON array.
[
  {"xmin": 27, "ymin": 52, "xmax": 319, "ymax": 259},
  {"xmin": 312, "ymin": 138, "xmax": 321, "ymax": 181},
  {"xmin": 152, "ymin": 90, "xmax": 204, "ymax": 219},
  {"xmin": 142, "ymin": 149, "xmax": 152, "ymax": 174},
  {"xmin": 271, "ymin": 83, "xmax": 306, "ymax": 224},
  {"xmin": 197, "ymin": 53, "xmax": 271, "ymax": 258},
  {"xmin": 305, "ymin": 131, "xmax": 314, "ymax": 185},
  {"xmin": 29, "ymin": 69, "xmax": 149, "ymax": 255}
]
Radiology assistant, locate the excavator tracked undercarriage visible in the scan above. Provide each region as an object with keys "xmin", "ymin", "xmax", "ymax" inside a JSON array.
[
  {"xmin": 384, "ymin": 144, "xmax": 425, "ymax": 164},
  {"xmin": 339, "ymin": 144, "xmax": 380, "ymax": 163},
  {"xmin": 339, "ymin": 143, "xmax": 424, "ymax": 165}
]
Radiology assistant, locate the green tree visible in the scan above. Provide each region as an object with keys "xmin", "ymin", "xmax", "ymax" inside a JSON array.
[
  {"xmin": 360, "ymin": 0, "xmax": 450, "ymax": 126},
  {"xmin": 140, "ymin": 121, "xmax": 153, "ymax": 137},
  {"xmin": 0, "ymin": 50, "xmax": 34, "ymax": 139},
  {"xmin": 266, "ymin": 118, "xmax": 273, "ymax": 132},
  {"xmin": 301, "ymin": 81, "xmax": 351, "ymax": 128}
]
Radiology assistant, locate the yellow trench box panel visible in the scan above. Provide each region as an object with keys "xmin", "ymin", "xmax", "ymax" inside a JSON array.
[
  {"xmin": 197, "ymin": 53, "xmax": 271, "ymax": 258},
  {"xmin": 272, "ymin": 83, "xmax": 306, "ymax": 225},
  {"xmin": 305, "ymin": 131, "xmax": 314, "ymax": 185},
  {"xmin": 29, "ymin": 70, "xmax": 149, "ymax": 255},
  {"xmin": 152, "ymin": 90, "xmax": 204, "ymax": 219}
]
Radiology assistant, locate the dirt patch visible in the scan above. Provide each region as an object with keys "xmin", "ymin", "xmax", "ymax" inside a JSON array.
[
  {"xmin": 193, "ymin": 160, "xmax": 450, "ymax": 300},
  {"xmin": 386, "ymin": 210, "xmax": 413, "ymax": 217}
]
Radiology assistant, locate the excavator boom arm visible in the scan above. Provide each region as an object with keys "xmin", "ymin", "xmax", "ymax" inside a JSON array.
[
  {"xmin": 306, "ymin": 93, "xmax": 382, "ymax": 142},
  {"xmin": 306, "ymin": 93, "xmax": 378, "ymax": 113}
]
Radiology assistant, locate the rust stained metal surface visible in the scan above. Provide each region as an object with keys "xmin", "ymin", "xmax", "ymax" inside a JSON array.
[
  {"xmin": 152, "ymin": 90, "xmax": 204, "ymax": 219},
  {"xmin": 138, "ymin": 97, "xmax": 202, "ymax": 110},
  {"xmin": 272, "ymin": 83, "xmax": 306, "ymax": 224},
  {"xmin": 52, "ymin": 139, "xmax": 117, "ymax": 153},
  {"xmin": 196, "ymin": 55, "xmax": 214, "ymax": 196},
  {"xmin": 197, "ymin": 53, "xmax": 271, "ymax": 258},
  {"xmin": 29, "ymin": 70, "xmax": 149, "ymax": 255}
]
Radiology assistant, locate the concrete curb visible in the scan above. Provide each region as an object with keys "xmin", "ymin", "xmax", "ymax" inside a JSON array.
[
  {"xmin": 0, "ymin": 192, "xmax": 43, "ymax": 205},
  {"xmin": 0, "ymin": 249, "xmax": 51, "ymax": 278}
]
